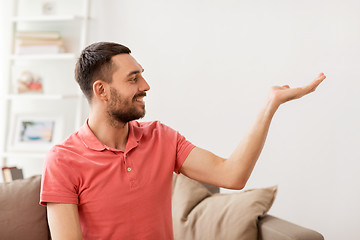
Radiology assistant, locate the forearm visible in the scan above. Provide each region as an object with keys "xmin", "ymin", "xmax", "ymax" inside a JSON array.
[{"xmin": 226, "ymin": 98, "xmax": 279, "ymax": 189}]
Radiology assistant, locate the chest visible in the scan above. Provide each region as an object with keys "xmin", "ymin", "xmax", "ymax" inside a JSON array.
[{"xmin": 75, "ymin": 144, "xmax": 175, "ymax": 206}]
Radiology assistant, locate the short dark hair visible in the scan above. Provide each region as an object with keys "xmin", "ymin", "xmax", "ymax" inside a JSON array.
[{"xmin": 75, "ymin": 42, "xmax": 131, "ymax": 101}]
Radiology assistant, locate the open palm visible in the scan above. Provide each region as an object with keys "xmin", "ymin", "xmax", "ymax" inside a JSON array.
[{"xmin": 270, "ymin": 72, "xmax": 326, "ymax": 106}]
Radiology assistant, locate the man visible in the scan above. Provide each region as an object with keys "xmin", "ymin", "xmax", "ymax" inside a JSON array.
[{"xmin": 40, "ymin": 42, "xmax": 326, "ymax": 239}]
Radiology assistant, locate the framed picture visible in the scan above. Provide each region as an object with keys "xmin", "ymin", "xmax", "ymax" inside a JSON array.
[{"xmin": 8, "ymin": 114, "xmax": 63, "ymax": 152}]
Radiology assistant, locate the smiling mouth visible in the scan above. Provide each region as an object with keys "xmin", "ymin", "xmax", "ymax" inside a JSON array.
[
  {"xmin": 134, "ymin": 93, "xmax": 146, "ymax": 103},
  {"xmin": 135, "ymin": 96, "xmax": 145, "ymax": 104},
  {"xmin": 136, "ymin": 97, "xmax": 144, "ymax": 102}
]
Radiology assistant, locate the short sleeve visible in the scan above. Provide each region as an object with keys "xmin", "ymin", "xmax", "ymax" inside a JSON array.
[
  {"xmin": 40, "ymin": 147, "xmax": 79, "ymax": 206},
  {"xmin": 174, "ymin": 131, "xmax": 195, "ymax": 174}
]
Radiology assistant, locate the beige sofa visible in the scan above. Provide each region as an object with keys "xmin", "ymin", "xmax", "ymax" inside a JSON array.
[{"xmin": 0, "ymin": 175, "xmax": 324, "ymax": 240}]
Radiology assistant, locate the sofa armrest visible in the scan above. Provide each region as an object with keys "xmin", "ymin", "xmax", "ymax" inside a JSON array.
[{"xmin": 258, "ymin": 215, "xmax": 324, "ymax": 240}]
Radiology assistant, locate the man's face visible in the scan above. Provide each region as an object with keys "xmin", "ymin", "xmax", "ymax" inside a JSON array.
[{"xmin": 106, "ymin": 54, "xmax": 150, "ymax": 124}]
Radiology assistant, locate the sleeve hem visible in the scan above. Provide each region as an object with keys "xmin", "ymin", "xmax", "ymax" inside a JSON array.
[
  {"xmin": 175, "ymin": 144, "xmax": 196, "ymax": 174},
  {"xmin": 40, "ymin": 194, "xmax": 79, "ymax": 206}
]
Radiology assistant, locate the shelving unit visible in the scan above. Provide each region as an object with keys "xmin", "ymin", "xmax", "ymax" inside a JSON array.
[{"xmin": 0, "ymin": 0, "xmax": 90, "ymax": 175}]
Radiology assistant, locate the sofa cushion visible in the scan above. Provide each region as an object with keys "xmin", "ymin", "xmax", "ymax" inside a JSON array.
[
  {"xmin": 172, "ymin": 174, "xmax": 277, "ymax": 240},
  {"xmin": 0, "ymin": 175, "xmax": 49, "ymax": 240}
]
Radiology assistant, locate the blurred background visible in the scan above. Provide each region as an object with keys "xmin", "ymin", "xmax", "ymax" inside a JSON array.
[{"xmin": 1, "ymin": 0, "xmax": 359, "ymax": 239}]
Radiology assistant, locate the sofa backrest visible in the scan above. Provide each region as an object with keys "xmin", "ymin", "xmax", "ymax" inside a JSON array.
[{"xmin": 0, "ymin": 175, "xmax": 50, "ymax": 240}]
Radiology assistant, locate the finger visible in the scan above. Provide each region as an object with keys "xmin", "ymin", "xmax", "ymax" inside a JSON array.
[
  {"xmin": 304, "ymin": 73, "xmax": 326, "ymax": 93},
  {"xmin": 315, "ymin": 72, "xmax": 326, "ymax": 82},
  {"xmin": 282, "ymin": 85, "xmax": 290, "ymax": 88}
]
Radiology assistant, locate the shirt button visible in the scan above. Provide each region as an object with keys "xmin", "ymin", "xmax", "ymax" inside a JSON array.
[{"xmin": 127, "ymin": 167, "xmax": 132, "ymax": 172}]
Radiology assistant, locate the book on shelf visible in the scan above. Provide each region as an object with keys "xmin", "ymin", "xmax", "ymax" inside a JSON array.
[
  {"xmin": 2, "ymin": 167, "xmax": 24, "ymax": 183},
  {"xmin": 15, "ymin": 31, "xmax": 65, "ymax": 55},
  {"xmin": 16, "ymin": 38, "xmax": 64, "ymax": 46}
]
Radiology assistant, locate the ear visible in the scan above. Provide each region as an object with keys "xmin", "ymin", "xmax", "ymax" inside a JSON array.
[{"xmin": 93, "ymin": 80, "xmax": 109, "ymax": 101}]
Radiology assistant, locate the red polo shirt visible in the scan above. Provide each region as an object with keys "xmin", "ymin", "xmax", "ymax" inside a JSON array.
[{"xmin": 40, "ymin": 120, "xmax": 195, "ymax": 240}]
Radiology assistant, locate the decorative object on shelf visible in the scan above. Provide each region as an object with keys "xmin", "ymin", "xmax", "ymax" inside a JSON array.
[
  {"xmin": 15, "ymin": 31, "xmax": 65, "ymax": 55},
  {"xmin": 1, "ymin": 166, "xmax": 24, "ymax": 183},
  {"xmin": 8, "ymin": 114, "xmax": 63, "ymax": 152},
  {"xmin": 42, "ymin": 1, "xmax": 57, "ymax": 15},
  {"xmin": 17, "ymin": 71, "xmax": 43, "ymax": 93}
]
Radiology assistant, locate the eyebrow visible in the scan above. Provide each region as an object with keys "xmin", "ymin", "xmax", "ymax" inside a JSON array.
[{"xmin": 127, "ymin": 69, "xmax": 144, "ymax": 77}]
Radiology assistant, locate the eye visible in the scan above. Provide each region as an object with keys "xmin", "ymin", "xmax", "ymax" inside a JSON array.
[{"xmin": 131, "ymin": 76, "xmax": 138, "ymax": 82}]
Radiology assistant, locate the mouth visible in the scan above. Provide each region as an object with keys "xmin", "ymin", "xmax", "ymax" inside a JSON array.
[{"xmin": 134, "ymin": 95, "xmax": 146, "ymax": 105}]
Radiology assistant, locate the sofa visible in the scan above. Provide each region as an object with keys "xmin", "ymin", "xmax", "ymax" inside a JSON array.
[{"xmin": 0, "ymin": 175, "xmax": 324, "ymax": 240}]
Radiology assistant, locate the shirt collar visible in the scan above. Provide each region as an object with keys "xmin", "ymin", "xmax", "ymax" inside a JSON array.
[{"xmin": 78, "ymin": 119, "xmax": 143, "ymax": 153}]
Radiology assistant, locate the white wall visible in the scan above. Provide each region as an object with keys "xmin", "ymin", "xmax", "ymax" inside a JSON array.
[
  {"xmin": 1, "ymin": 0, "xmax": 360, "ymax": 239},
  {"xmin": 88, "ymin": 0, "xmax": 360, "ymax": 239}
]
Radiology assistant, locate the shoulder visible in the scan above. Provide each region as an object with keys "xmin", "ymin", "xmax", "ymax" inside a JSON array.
[
  {"xmin": 44, "ymin": 130, "xmax": 84, "ymax": 166},
  {"xmin": 54, "ymin": 130, "xmax": 83, "ymax": 152},
  {"xmin": 131, "ymin": 120, "xmax": 178, "ymax": 138}
]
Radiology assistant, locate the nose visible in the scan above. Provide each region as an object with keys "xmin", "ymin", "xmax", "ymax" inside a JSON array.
[{"xmin": 140, "ymin": 77, "xmax": 150, "ymax": 92}]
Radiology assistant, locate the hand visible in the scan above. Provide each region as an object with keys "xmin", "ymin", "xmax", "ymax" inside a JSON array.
[{"xmin": 269, "ymin": 72, "xmax": 326, "ymax": 108}]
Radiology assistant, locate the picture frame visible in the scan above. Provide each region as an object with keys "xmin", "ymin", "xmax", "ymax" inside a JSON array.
[{"xmin": 8, "ymin": 113, "xmax": 64, "ymax": 152}]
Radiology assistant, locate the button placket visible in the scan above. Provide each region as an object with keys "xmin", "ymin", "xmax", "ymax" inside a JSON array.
[
  {"xmin": 124, "ymin": 154, "xmax": 132, "ymax": 174},
  {"xmin": 124, "ymin": 154, "xmax": 128, "ymax": 170},
  {"xmin": 124, "ymin": 153, "xmax": 137, "ymax": 189}
]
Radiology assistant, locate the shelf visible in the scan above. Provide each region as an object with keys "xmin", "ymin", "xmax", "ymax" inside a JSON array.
[
  {"xmin": 5, "ymin": 93, "xmax": 83, "ymax": 100},
  {"xmin": 0, "ymin": 152, "xmax": 47, "ymax": 159},
  {"xmin": 11, "ymin": 15, "xmax": 85, "ymax": 22},
  {"xmin": 10, "ymin": 53, "xmax": 76, "ymax": 60},
  {"xmin": 1, "ymin": 0, "xmax": 90, "ymax": 168}
]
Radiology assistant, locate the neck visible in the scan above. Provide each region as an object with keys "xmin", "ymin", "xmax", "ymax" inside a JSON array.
[{"xmin": 88, "ymin": 110, "xmax": 129, "ymax": 151}]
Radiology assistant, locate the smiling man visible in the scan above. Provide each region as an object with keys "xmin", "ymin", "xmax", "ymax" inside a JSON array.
[{"xmin": 40, "ymin": 42, "xmax": 326, "ymax": 240}]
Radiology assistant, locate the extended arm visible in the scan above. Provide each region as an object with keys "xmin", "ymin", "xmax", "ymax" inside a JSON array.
[
  {"xmin": 47, "ymin": 203, "xmax": 82, "ymax": 240},
  {"xmin": 180, "ymin": 73, "xmax": 326, "ymax": 189}
]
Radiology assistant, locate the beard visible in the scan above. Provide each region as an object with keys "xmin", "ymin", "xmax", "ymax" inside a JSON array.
[{"xmin": 107, "ymin": 87, "xmax": 146, "ymax": 125}]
